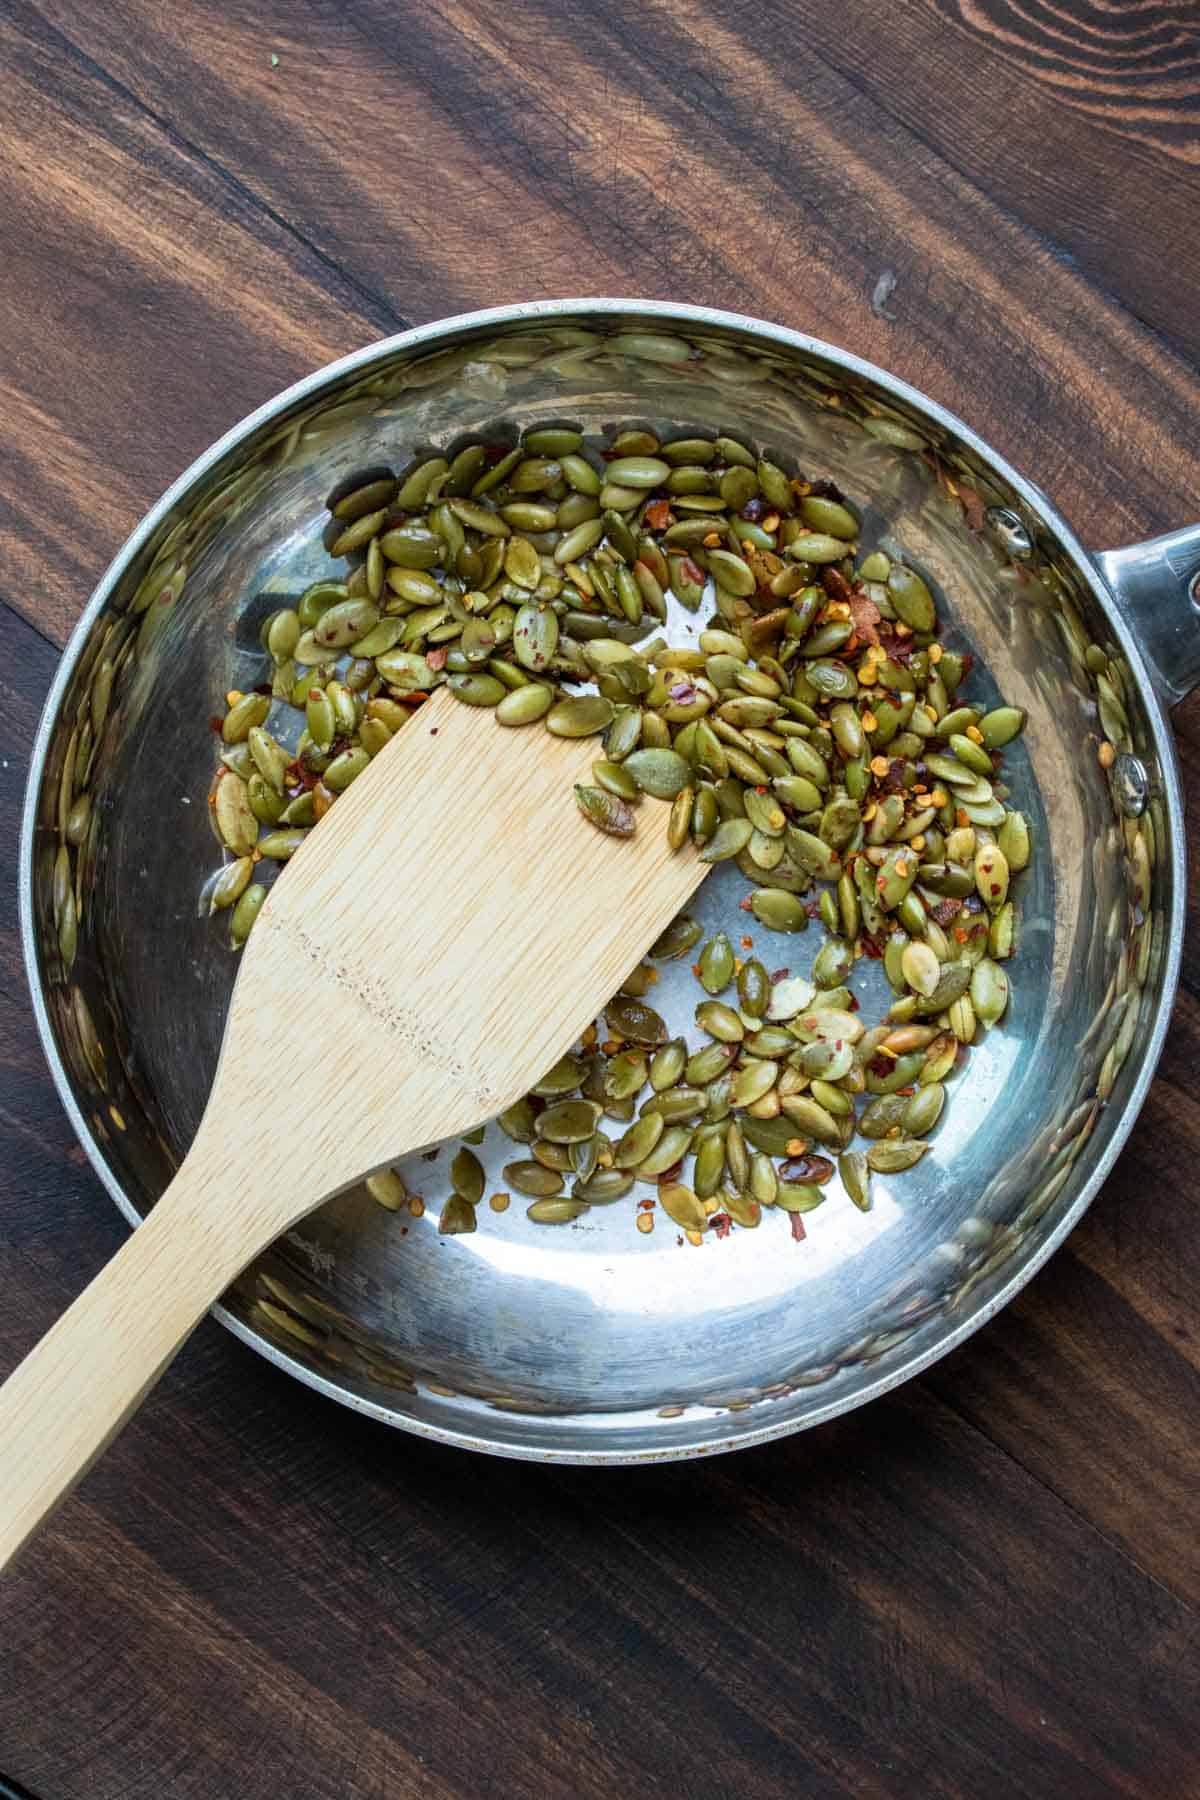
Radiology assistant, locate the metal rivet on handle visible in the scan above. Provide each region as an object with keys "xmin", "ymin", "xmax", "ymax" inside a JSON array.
[
  {"xmin": 986, "ymin": 506, "xmax": 1034, "ymax": 559},
  {"xmin": 1112, "ymin": 753, "xmax": 1149, "ymax": 817}
]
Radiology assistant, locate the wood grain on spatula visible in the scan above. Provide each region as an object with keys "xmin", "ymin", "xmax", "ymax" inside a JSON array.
[{"xmin": 0, "ymin": 688, "xmax": 706, "ymax": 1568}]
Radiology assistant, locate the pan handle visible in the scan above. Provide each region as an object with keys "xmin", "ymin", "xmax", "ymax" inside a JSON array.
[{"xmin": 1095, "ymin": 525, "xmax": 1200, "ymax": 706}]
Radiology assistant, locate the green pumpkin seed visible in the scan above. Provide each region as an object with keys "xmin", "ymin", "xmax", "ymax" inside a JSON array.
[
  {"xmin": 866, "ymin": 1139, "xmax": 930, "ymax": 1174},
  {"xmin": 213, "ymin": 772, "xmax": 259, "ymax": 856},
  {"xmin": 504, "ymin": 1160, "xmax": 564, "ymax": 1197},
  {"xmin": 839, "ymin": 1151, "xmax": 871, "ymax": 1211},
  {"xmin": 230, "ymin": 882, "xmax": 266, "ymax": 948},
  {"xmin": 695, "ymin": 1000, "xmax": 744, "ymax": 1043},
  {"xmin": 886, "ymin": 565, "xmax": 936, "ymax": 631},
  {"xmin": 257, "ymin": 828, "xmax": 308, "ymax": 861},
  {"xmin": 751, "ymin": 889, "xmax": 809, "ymax": 932},
  {"xmin": 635, "ymin": 1126, "xmax": 694, "ymax": 1178},
  {"xmin": 208, "ymin": 855, "xmax": 254, "ymax": 913},
  {"xmin": 496, "ymin": 684, "xmax": 554, "ymax": 726},
  {"xmin": 971, "ymin": 958, "xmax": 1009, "ymax": 1026},
  {"xmin": 575, "ymin": 785, "xmax": 636, "ymax": 836},
  {"xmin": 447, "ymin": 673, "xmax": 505, "ymax": 708},
  {"xmin": 650, "ymin": 915, "xmax": 703, "ymax": 961},
  {"xmin": 979, "ymin": 706, "xmax": 1026, "ymax": 749},
  {"xmin": 573, "ymin": 1169, "xmax": 634, "ymax": 1205},
  {"xmin": 698, "ymin": 817, "xmax": 754, "ymax": 863},
  {"xmin": 546, "ymin": 696, "xmax": 614, "ymax": 738},
  {"xmin": 658, "ymin": 1182, "xmax": 708, "ymax": 1231},
  {"xmin": 697, "ymin": 932, "xmax": 735, "ymax": 994},
  {"xmin": 902, "ymin": 1083, "xmax": 945, "ymax": 1136},
  {"xmin": 621, "ymin": 748, "xmax": 691, "ymax": 799},
  {"xmin": 525, "ymin": 1197, "xmax": 587, "ymax": 1225},
  {"xmin": 450, "ymin": 1146, "xmax": 486, "ymax": 1205},
  {"xmin": 779, "ymin": 1094, "xmax": 841, "ymax": 1145},
  {"xmin": 775, "ymin": 1181, "xmax": 825, "ymax": 1213},
  {"xmin": 800, "ymin": 496, "xmax": 858, "ymax": 539}
]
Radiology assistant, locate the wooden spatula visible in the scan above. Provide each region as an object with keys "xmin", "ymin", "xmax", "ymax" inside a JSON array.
[{"xmin": 0, "ymin": 688, "xmax": 706, "ymax": 1568}]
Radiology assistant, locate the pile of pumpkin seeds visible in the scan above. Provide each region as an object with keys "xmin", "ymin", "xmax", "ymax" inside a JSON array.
[{"xmin": 205, "ymin": 421, "xmax": 1030, "ymax": 1241}]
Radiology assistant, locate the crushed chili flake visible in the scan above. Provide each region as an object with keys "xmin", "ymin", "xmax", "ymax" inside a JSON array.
[
  {"xmin": 644, "ymin": 499, "xmax": 672, "ymax": 531},
  {"xmin": 931, "ymin": 897, "xmax": 964, "ymax": 927},
  {"xmin": 845, "ymin": 590, "xmax": 881, "ymax": 648},
  {"xmin": 741, "ymin": 935, "xmax": 754, "ymax": 949},
  {"xmin": 680, "ymin": 556, "xmax": 705, "ymax": 585},
  {"xmin": 821, "ymin": 567, "xmax": 853, "ymax": 602},
  {"xmin": 790, "ymin": 1213, "xmax": 807, "ymax": 1242},
  {"xmin": 860, "ymin": 934, "xmax": 885, "ymax": 959},
  {"xmin": 711, "ymin": 1212, "xmax": 732, "ymax": 1239},
  {"xmin": 426, "ymin": 646, "xmax": 449, "ymax": 671}
]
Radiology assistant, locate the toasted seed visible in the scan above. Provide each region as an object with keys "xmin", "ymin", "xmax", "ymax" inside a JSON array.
[
  {"xmin": 575, "ymin": 784, "xmax": 636, "ymax": 836},
  {"xmin": 751, "ymin": 890, "xmax": 809, "ymax": 932},
  {"xmin": 496, "ymin": 683, "xmax": 554, "ymax": 726},
  {"xmin": 450, "ymin": 1146, "xmax": 486, "ymax": 1205},
  {"xmin": 970, "ymin": 957, "xmax": 1010, "ymax": 1026},
  {"xmin": 613, "ymin": 1112, "xmax": 666, "ymax": 1169},
  {"xmin": 779, "ymin": 1094, "xmax": 841, "ymax": 1145},
  {"xmin": 635, "ymin": 1125, "xmax": 695, "ymax": 1178},
  {"xmin": 547, "ymin": 696, "xmax": 614, "ymax": 738},
  {"xmin": 651, "ymin": 915, "xmax": 703, "ymax": 961},
  {"xmin": 504, "ymin": 1160, "xmax": 564, "ymax": 1197},
  {"xmin": 694, "ymin": 1000, "xmax": 743, "ymax": 1043},
  {"xmin": 901, "ymin": 939, "xmax": 941, "ymax": 997},
  {"xmin": 902, "ymin": 1082, "xmax": 945, "ymax": 1136},
  {"xmin": 527, "ymin": 1197, "xmax": 589, "ymax": 1224},
  {"xmin": 256, "ymin": 827, "xmax": 308, "ymax": 861},
  {"xmin": 438, "ymin": 1195, "xmax": 477, "ymax": 1234},
  {"xmin": 866, "ymin": 1139, "xmax": 930, "ymax": 1173},
  {"xmin": 975, "ymin": 842, "xmax": 1010, "ymax": 910},
  {"xmin": 658, "ymin": 1182, "xmax": 708, "ymax": 1231},
  {"xmin": 839, "ymin": 1151, "xmax": 871, "ymax": 1211},
  {"xmin": 447, "ymin": 673, "xmax": 505, "ymax": 708},
  {"xmin": 605, "ymin": 997, "xmax": 667, "ymax": 1044},
  {"xmin": 536, "ymin": 1099, "xmax": 602, "ymax": 1145},
  {"xmin": 979, "ymin": 706, "xmax": 1026, "ymax": 749},
  {"xmin": 697, "ymin": 932, "xmax": 735, "ymax": 995},
  {"xmin": 230, "ymin": 881, "xmax": 267, "ymax": 947},
  {"xmin": 213, "ymin": 772, "xmax": 259, "ymax": 856},
  {"xmin": 698, "ymin": 817, "xmax": 754, "ymax": 863},
  {"xmin": 775, "ymin": 1181, "xmax": 825, "ymax": 1213},
  {"xmin": 887, "ymin": 565, "xmax": 936, "ymax": 631}
]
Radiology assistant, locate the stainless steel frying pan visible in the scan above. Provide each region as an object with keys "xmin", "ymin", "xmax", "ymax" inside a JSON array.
[{"xmin": 19, "ymin": 301, "xmax": 1200, "ymax": 1463}]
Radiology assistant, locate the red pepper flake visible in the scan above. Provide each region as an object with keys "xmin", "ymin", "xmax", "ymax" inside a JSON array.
[
  {"xmin": 930, "ymin": 897, "xmax": 963, "ymax": 927},
  {"xmin": 771, "ymin": 967, "xmax": 790, "ymax": 982},
  {"xmin": 869, "ymin": 1052, "xmax": 896, "ymax": 1078},
  {"xmin": 209, "ymin": 715, "xmax": 224, "ymax": 734},
  {"xmin": 680, "ymin": 556, "xmax": 705, "ymax": 585},
  {"xmin": 483, "ymin": 444, "xmax": 510, "ymax": 464},
  {"xmin": 860, "ymin": 934, "xmax": 885, "ymax": 959},
  {"xmin": 426, "ymin": 646, "xmax": 449, "ymax": 671},
  {"xmin": 638, "ymin": 1197, "xmax": 656, "ymax": 1210},
  {"xmin": 790, "ymin": 1213, "xmax": 807, "ymax": 1242},
  {"xmin": 644, "ymin": 499, "xmax": 672, "ymax": 531},
  {"xmin": 740, "ymin": 935, "xmax": 754, "ymax": 949},
  {"xmin": 739, "ymin": 896, "xmax": 754, "ymax": 913},
  {"xmin": 847, "ymin": 587, "xmax": 882, "ymax": 647},
  {"xmin": 898, "ymin": 1086, "xmax": 915, "ymax": 1097},
  {"xmin": 953, "ymin": 927, "xmax": 969, "ymax": 943},
  {"xmin": 711, "ymin": 1212, "xmax": 732, "ymax": 1239},
  {"xmin": 804, "ymin": 896, "xmax": 823, "ymax": 919}
]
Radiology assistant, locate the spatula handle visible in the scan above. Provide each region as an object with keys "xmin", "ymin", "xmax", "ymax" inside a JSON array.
[{"xmin": 0, "ymin": 1157, "xmax": 245, "ymax": 1571}]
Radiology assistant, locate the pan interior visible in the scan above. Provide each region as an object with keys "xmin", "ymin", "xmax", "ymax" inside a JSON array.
[{"xmin": 30, "ymin": 309, "xmax": 1165, "ymax": 1458}]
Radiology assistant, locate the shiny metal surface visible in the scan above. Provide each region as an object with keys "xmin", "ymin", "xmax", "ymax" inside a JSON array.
[{"xmin": 19, "ymin": 301, "xmax": 1191, "ymax": 1463}]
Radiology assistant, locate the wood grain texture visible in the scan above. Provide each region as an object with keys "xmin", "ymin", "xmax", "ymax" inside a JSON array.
[{"xmin": 0, "ymin": 0, "xmax": 1198, "ymax": 1792}]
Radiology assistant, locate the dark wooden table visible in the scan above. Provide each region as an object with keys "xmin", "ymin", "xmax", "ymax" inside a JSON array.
[{"xmin": 3, "ymin": 3, "xmax": 1199, "ymax": 1795}]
